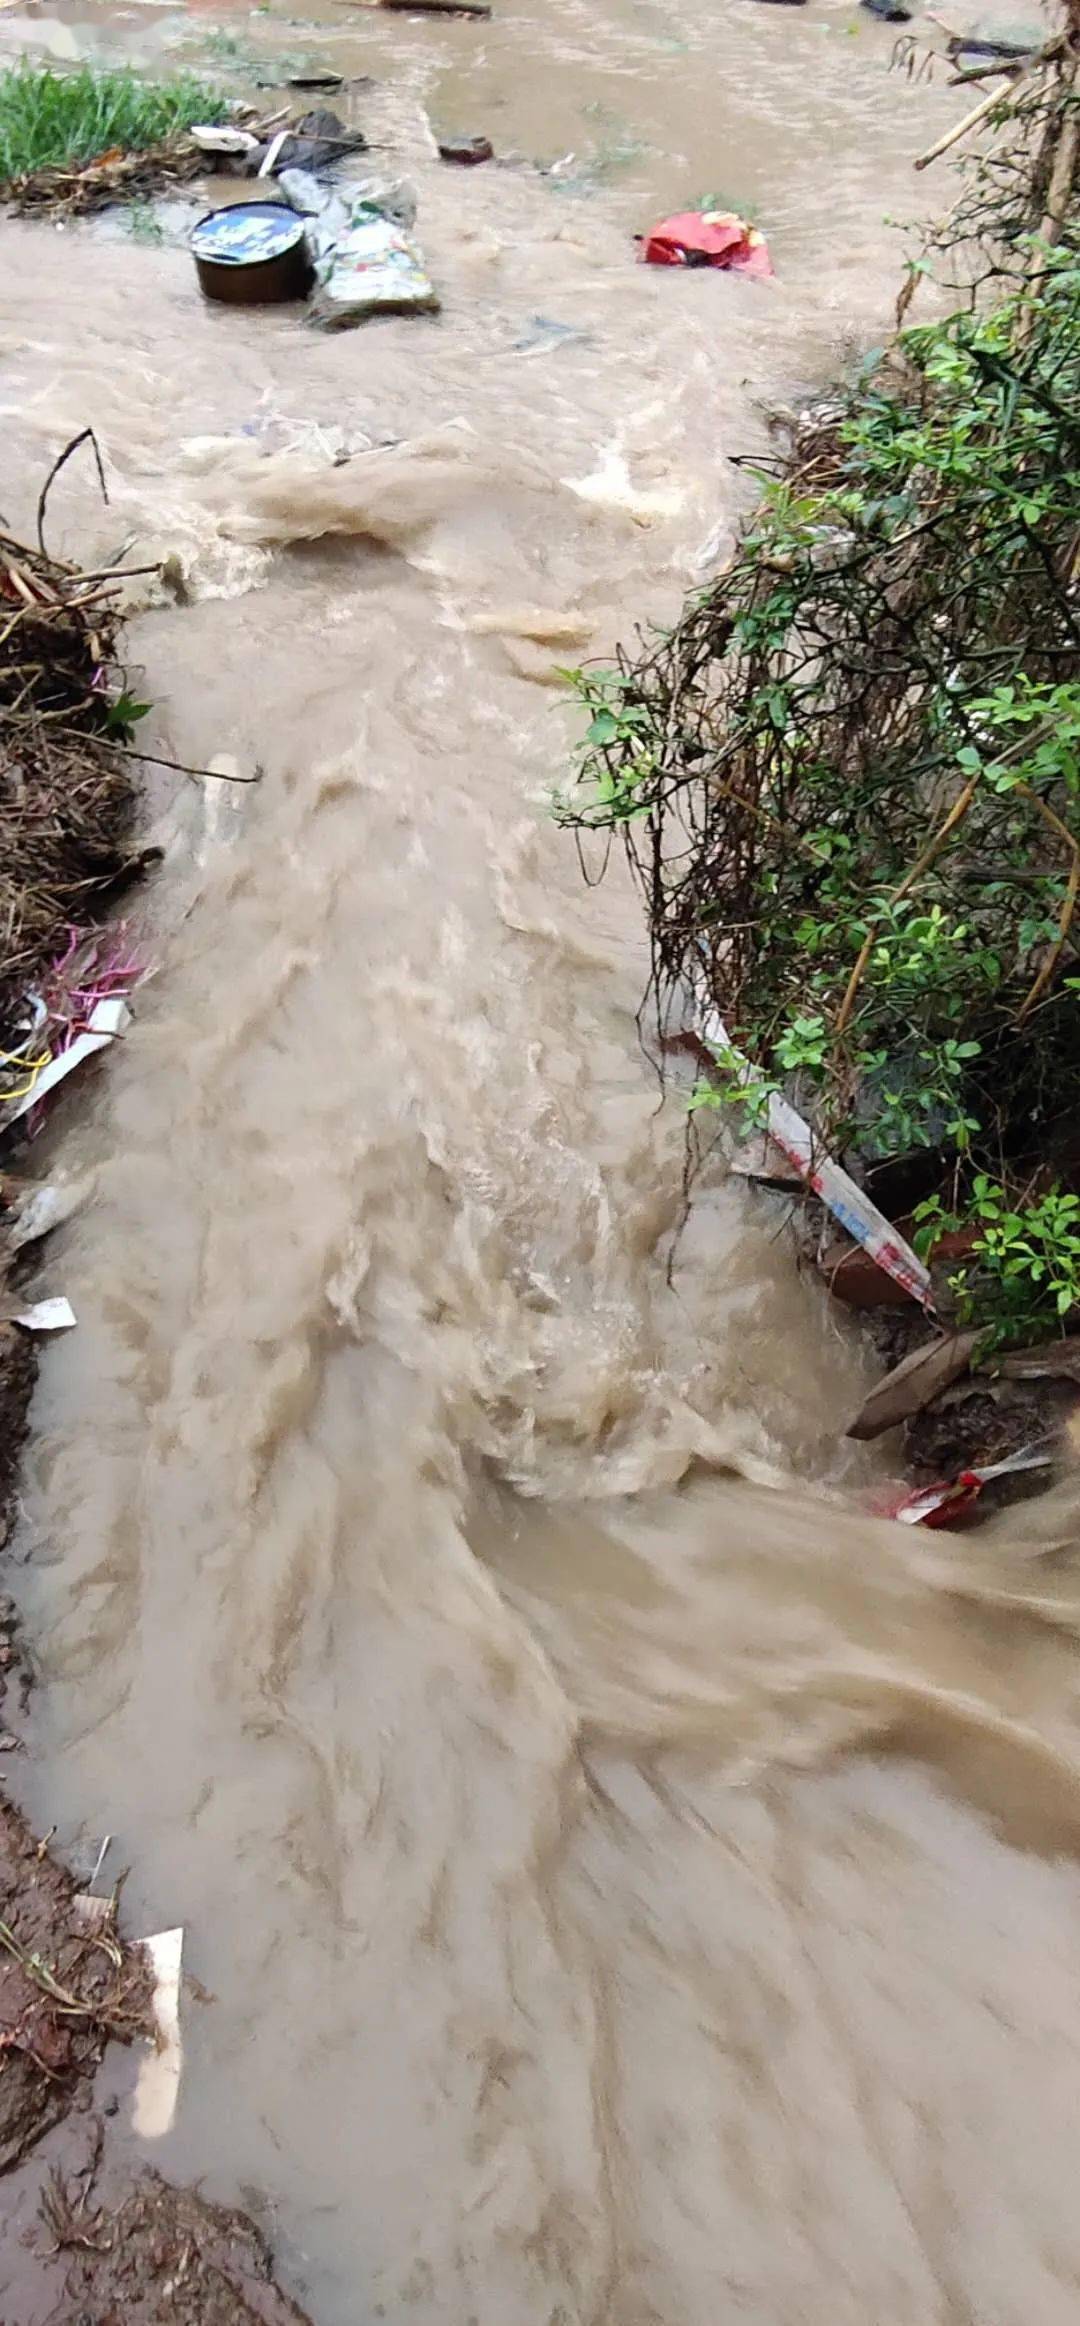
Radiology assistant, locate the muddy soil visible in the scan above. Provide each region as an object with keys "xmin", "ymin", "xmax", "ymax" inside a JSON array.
[
  {"xmin": 0, "ymin": 2118, "xmax": 316, "ymax": 2323},
  {"xmin": 0, "ymin": 1323, "xmax": 314, "ymax": 2320},
  {"xmin": 40, "ymin": 2167, "xmax": 314, "ymax": 2325},
  {"xmin": 0, "ymin": 1792, "xmax": 148, "ymax": 2172}
]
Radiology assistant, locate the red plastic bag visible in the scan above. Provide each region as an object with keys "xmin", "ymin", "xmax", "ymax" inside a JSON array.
[{"xmin": 642, "ymin": 209, "xmax": 773, "ymax": 279}]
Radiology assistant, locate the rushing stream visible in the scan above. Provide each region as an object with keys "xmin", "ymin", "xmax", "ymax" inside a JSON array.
[{"xmin": 4, "ymin": 0, "xmax": 1080, "ymax": 2317}]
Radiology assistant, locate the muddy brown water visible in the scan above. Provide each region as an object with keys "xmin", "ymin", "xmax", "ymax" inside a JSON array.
[{"xmin": 3, "ymin": 0, "xmax": 1080, "ymax": 2319}]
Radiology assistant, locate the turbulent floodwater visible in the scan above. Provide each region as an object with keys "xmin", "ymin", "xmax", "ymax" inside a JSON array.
[{"xmin": 3, "ymin": 0, "xmax": 1080, "ymax": 2319}]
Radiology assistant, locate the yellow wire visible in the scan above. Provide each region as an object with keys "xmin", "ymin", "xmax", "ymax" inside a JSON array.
[{"xmin": 0, "ymin": 1053, "xmax": 48, "ymax": 1105}]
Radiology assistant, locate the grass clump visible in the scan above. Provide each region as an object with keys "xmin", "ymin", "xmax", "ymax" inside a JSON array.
[{"xmin": 0, "ymin": 61, "xmax": 227, "ymax": 182}]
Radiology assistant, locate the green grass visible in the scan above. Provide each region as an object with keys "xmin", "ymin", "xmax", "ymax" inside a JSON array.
[{"xmin": 0, "ymin": 62, "xmax": 228, "ymax": 181}]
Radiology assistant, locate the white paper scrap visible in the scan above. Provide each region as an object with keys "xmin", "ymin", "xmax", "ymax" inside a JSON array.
[
  {"xmin": 11, "ymin": 1297, "xmax": 76, "ymax": 1333},
  {"xmin": 133, "ymin": 1925, "xmax": 184, "ymax": 2140}
]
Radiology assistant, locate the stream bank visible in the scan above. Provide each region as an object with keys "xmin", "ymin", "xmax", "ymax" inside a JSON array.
[{"xmin": 0, "ymin": 518, "xmax": 314, "ymax": 2316}]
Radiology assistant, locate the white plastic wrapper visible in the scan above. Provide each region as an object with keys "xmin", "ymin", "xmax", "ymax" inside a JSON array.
[
  {"xmin": 311, "ymin": 205, "xmax": 439, "ymax": 325},
  {"xmin": 278, "ymin": 172, "xmax": 436, "ymax": 327}
]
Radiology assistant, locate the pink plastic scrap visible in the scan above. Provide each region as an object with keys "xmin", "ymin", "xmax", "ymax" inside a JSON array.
[
  {"xmin": 42, "ymin": 923, "xmax": 147, "ymax": 1058},
  {"xmin": 642, "ymin": 209, "xmax": 773, "ymax": 279},
  {"xmin": 6, "ymin": 923, "xmax": 151, "ymax": 1130}
]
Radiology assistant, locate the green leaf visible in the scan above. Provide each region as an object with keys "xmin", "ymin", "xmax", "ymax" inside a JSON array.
[{"xmin": 104, "ymin": 691, "xmax": 151, "ymax": 738}]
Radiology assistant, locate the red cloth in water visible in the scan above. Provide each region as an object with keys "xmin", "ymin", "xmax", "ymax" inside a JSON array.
[{"xmin": 642, "ymin": 210, "xmax": 773, "ymax": 279}]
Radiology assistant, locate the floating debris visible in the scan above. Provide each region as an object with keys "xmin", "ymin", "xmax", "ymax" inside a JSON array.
[
  {"xmin": 438, "ymin": 132, "xmax": 494, "ymax": 164},
  {"xmin": 641, "ymin": 207, "xmax": 773, "ymax": 276}
]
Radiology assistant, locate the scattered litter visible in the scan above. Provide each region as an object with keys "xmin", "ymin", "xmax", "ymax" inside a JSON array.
[
  {"xmin": 8, "ymin": 996, "xmax": 129, "ymax": 1124},
  {"xmin": 87, "ymin": 1834, "xmax": 112, "ymax": 1887},
  {"xmin": 846, "ymin": 1329, "xmax": 978, "ymax": 1440},
  {"xmin": 192, "ymin": 202, "xmax": 312, "ymax": 304},
  {"xmin": 879, "ymin": 1445, "xmax": 1055, "ymax": 1528},
  {"xmin": 5, "ymin": 1172, "xmax": 94, "ymax": 1251},
  {"xmin": 287, "ymin": 70, "xmax": 345, "ymax": 89},
  {"xmin": 438, "ymin": 133, "xmax": 494, "ymax": 164},
  {"xmin": 281, "ymin": 162, "xmax": 418, "ymax": 226},
  {"xmin": 564, "ymin": 446, "xmax": 683, "ymax": 524},
  {"xmin": 314, "ymin": 205, "xmax": 438, "ymax": 322},
  {"xmin": 7, "ymin": 1297, "xmax": 77, "ymax": 1333},
  {"xmin": 512, "ymin": 314, "xmax": 591, "ymax": 357},
  {"xmin": 699, "ymin": 1009, "xmax": 935, "ymax": 1309},
  {"xmin": 280, "ymin": 164, "xmax": 333, "ymax": 216},
  {"xmin": 252, "ymin": 107, "xmax": 367, "ymax": 177},
  {"xmin": 73, "ymin": 1892, "xmax": 115, "ymax": 1933},
  {"xmin": 379, "ymin": 0, "xmax": 492, "ymax": 15},
  {"xmin": 861, "ymin": 0, "xmax": 913, "ymax": 20},
  {"xmin": 728, "ymin": 1134, "xmax": 803, "ymax": 1190},
  {"xmin": 1, "ymin": 929, "xmax": 145, "ymax": 1125},
  {"xmin": 947, "ymin": 31, "xmax": 1034, "ymax": 63},
  {"xmin": 133, "ymin": 1926, "xmax": 184, "ymax": 2140},
  {"xmin": 642, "ymin": 208, "xmax": 773, "ymax": 278},
  {"xmin": 73, "ymin": 1837, "xmax": 114, "ymax": 1930},
  {"xmin": 258, "ymin": 128, "xmax": 291, "ymax": 178},
  {"xmin": 821, "ymin": 1231, "xmax": 921, "ymax": 1308},
  {"xmin": 286, "ymin": 171, "xmax": 437, "ymax": 324},
  {"xmin": 188, "ymin": 124, "xmax": 260, "ymax": 158}
]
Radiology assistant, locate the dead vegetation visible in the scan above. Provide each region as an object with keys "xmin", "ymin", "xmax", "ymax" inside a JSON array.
[
  {"xmin": 0, "ymin": 438, "xmax": 156, "ymax": 1037},
  {"xmin": 0, "ymin": 1799, "xmax": 151, "ymax": 2173},
  {"xmin": 4, "ymin": 129, "xmax": 218, "ymax": 216}
]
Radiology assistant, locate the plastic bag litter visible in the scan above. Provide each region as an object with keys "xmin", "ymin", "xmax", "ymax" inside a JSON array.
[
  {"xmin": 642, "ymin": 208, "xmax": 773, "ymax": 278},
  {"xmin": 279, "ymin": 168, "xmax": 436, "ymax": 326},
  {"xmin": 190, "ymin": 124, "xmax": 261, "ymax": 157},
  {"xmin": 280, "ymin": 166, "xmax": 417, "ymax": 229}
]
